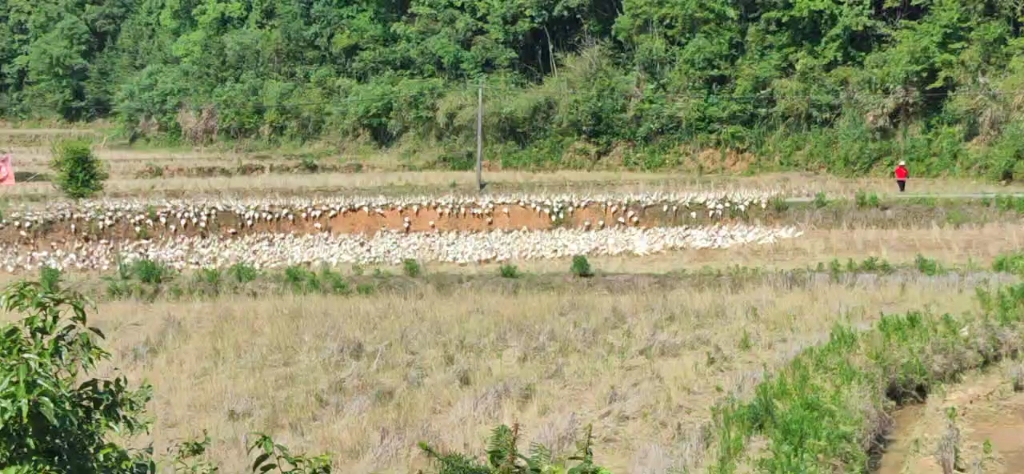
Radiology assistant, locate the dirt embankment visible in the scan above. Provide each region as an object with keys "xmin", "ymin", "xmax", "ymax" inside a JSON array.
[{"xmin": 0, "ymin": 204, "xmax": 758, "ymax": 247}]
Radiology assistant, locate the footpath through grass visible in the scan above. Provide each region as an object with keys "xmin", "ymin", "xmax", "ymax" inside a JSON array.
[{"xmin": 705, "ymin": 254, "xmax": 1024, "ymax": 473}]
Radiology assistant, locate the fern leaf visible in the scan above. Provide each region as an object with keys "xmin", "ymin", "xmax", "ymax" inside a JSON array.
[
  {"xmin": 486, "ymin": 424, "xmax": 516, "ymax": 467},
  {"xmin": 419, "ymin": 441, "xmax": 490, "ymax": 474},
  {"xmin": 528, "ymin": 442, "xmax": 552, "ymax": 468}
]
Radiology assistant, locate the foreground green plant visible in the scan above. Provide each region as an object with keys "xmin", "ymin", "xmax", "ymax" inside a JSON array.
[
  {"xmin": 0, "ymin": 280, "xmax": 154, "ymax": 473},
  {"xmin": 419, "ymin": 423, "xmax": 610, "ymax": 474},
  {"xmin": 0, "ymin": 274, "xmax": 330, "ymax": 473}
]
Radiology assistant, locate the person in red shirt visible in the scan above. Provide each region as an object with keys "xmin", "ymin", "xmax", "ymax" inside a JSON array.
[{"xmin": 894, "ymin": 160, "xmax": 908, "ymax": 192}]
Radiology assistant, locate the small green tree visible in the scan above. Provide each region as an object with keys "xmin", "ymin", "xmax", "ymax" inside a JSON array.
[
  {"xmin": 570, "ymin": 256, "xmax": 594, "ymax": 278},
  {"xmin": 50, "ymin": 140, "xmax": 109, "ymax": 199}
]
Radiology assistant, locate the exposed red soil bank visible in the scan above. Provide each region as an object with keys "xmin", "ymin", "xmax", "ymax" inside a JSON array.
[{"xmin": 1, "ymin": 204, "xmax": 765, "ymax": 247}]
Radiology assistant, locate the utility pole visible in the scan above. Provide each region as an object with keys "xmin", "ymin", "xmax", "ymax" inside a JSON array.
[{"xmin": 476, "ymin": 80, "xmax": 484, "ymax": 191}]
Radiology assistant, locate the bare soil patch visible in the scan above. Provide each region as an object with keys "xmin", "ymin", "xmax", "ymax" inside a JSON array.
[
  {"xmin": 877, "ymin": 363, "xmax": 1024, "ymax": 474},
  {"xmin": 0, "ymin": 204, "xmax": 759, "ymax": 248}
]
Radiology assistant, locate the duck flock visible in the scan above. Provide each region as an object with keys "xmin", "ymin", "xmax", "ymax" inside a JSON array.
[{"xmin": 0, "ymin": 190, "xmax": 805, "ymax": 272}]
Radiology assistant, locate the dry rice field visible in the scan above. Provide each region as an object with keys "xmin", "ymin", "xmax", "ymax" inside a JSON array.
[{"xmin": 3, "ymin": 131, "xmax": 1024, "ymax": 473}]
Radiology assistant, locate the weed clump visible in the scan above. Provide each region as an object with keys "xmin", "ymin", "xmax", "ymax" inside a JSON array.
[
  {"xmin": 40, "ymin": 265, "xmax": 62, "ymax": 292},
  {"xmin": 855, "ymin": 190, "xmax": 881, "ymax": 208},
  {"xmin": 403, "ymin": 258, "xmax": 422, "ymax": 278},
  {"xmin": 227, "ymin": 262, "xmax": 259, "ymax": 283},
  {"xmin": 419, "ymin": 423, "xmax": 610, "ymax": 473},
  {"xmin": 915, "ymin": 254, "xmax": 945, "ymax": 276},
  {"xmin": 993, "ymin": 252, "xmax": 1024, "ymax": 275},
  {"xmin": 571, "ymin": 255, "xmax": 594, "ymax": 278},
  {"xmin": 813, "ymin": 192, "xmax": 829, "ymax": 209},
  {"xmin": 499, "ymin": 264, "xmax": 521, "ymax": 279}
]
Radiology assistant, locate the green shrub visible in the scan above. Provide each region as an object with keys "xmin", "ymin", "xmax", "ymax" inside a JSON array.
[
  {"xmin": 227, "ymin": 262, "xmax": 259, "ymax": 284},
  {"xmin": 857, "ymin": 256, "xmax": 894, "ymax": 274},
  {"xmin": 570, "ymin": 255, "xmax": 594, "ymax": 278},
  {"xmin": 298, "ymin": 154, "xmax": 320, "ymax": 172},
  {"xmin": 914, "ymin": 254, "xmax": 944, "ymax": 276},
  {"xmin": 993, "ymin": 252, "xmax": 1024, "ymax": 275},
  {"xmin": 855, "ymin": 190, "xmax": 881, "ymax": 208},
  {"xmin": 131, "ymin": 258, "xmax": 173, "ymax": 284},
  {"xmin": 738, "ymin": 330, "xmax": 752, "ymax": 351},
  {"xmin": 49, "ymin": 140, "xmax": 109, "ymax": 199},
  {"xmin": 499, "ymin": 264, "xmax": 521, "ymax": 279},
  {"xmin": 284, "ymin": 265, "xmax": 318, "ymax": 294},
  {"xmin": 828, "ymin": 258, "xmax": 843, "ymax": 282},
  {"xmin": 319, "ymin": 267, "xmax": 351, "ymax": 295},
  {"xmin": 192, "ymin": 268, "xmax": 223, "ymax": 297},
  {"xmin": 403, "ymin": 258, "xmax": 422, "ymax": 278},
  {"xmin": 39, "ymin": 265, "xmax": 62, "ymax": 292}
]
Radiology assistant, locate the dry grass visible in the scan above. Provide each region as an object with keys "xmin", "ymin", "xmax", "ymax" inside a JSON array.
[
  {"xmin": 2, "ymin": 171, "xmax": 1016, "ymax": 199},
  {"xmin": 77, "ymin": 276, "xmax": 989, "ymax": 473},
  {"xmin": 3, "ymin": 141, "xmax": 1024, "ymax": 199}
]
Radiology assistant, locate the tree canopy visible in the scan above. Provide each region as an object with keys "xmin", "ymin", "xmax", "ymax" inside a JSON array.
[{"xmin": 3, "ymin": 0, "xmax": 1024, "ymax": 175}]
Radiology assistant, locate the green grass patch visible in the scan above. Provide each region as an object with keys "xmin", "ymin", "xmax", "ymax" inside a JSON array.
[
  {"xmin": 707, "ymin": 278, "xmax": 1024, "ymax": 473},
  {"xmin": 993, "ymin": 252, "xmax": 1024, "ymax": 276},
  {"xmin": 570, "ymin": 255, "xmax": 594, "ymax": 278}
]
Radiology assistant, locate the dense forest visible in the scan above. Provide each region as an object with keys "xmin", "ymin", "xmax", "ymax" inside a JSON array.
[{"xmin": 3, "ymin": 0, "xmax": 1024, "ymax": 175}]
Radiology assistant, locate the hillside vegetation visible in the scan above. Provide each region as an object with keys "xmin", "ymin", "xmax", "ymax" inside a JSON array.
[{"xmin": 3, "ymin": 0, "xmax": 1024, "ymax": 175}]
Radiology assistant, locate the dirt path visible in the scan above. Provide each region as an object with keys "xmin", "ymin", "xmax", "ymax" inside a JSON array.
[
  {"xmin": 876, "ymin": 363, "xmax": 1024, "ymax": 474},
  {"xmin": 786, "ymin": 192, "xmax": 1024, "ymax": 203}
]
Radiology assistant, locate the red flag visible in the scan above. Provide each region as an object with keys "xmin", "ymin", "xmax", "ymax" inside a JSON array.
[{"xmin": 0, "ymin": 154, "xmax": 14, "ymax": 185}]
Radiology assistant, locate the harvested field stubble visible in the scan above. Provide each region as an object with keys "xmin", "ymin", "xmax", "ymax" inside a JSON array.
[
  {"xmin": 6, "ymin": 141, "xmax": 1024, "ymax": 198},
  {"xmin": 87, "ymin": 276, "xmax": 987, "ymax": 473}
]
